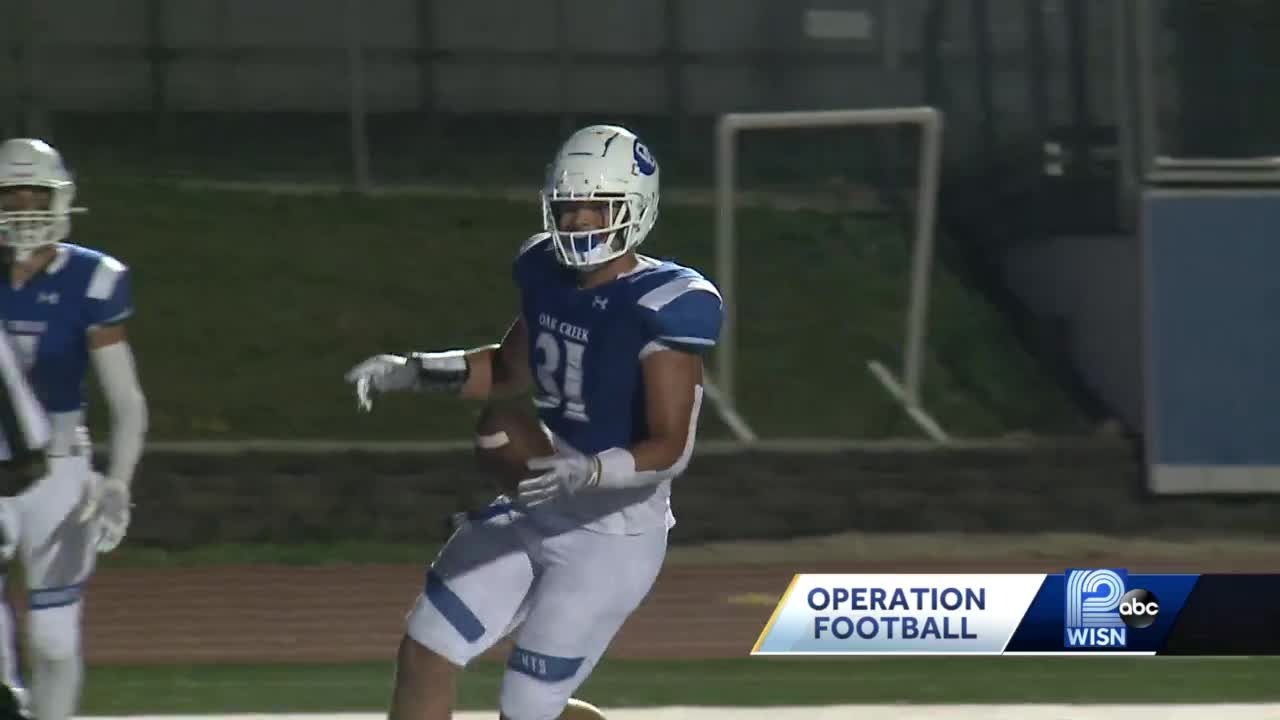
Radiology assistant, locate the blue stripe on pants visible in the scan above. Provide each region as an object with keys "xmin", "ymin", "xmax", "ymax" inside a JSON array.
[
  {"xmin": 29, "ymin": 583, "xmax": 83, "ymax": 611},
  {"xmin": 424, "ymin": 570, "xmax": 486, "ymax": 642},
  {"xmin": 506, "ymin": 646, "xmax": 585, "ymax": 683}
]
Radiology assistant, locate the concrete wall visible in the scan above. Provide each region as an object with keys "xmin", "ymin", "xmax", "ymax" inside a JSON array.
[
  {"xmin": 1002, "ymin": 234, "xmax": 1144, "ymax": 431},
  {"xmin": 124, "ymin": 444, "xmax": 1280, "ymax": 548}
]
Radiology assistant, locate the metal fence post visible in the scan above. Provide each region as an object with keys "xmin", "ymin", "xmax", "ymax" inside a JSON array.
[
  {"xmin": 0, "ymin": 0, "xmax": 15, "ymax": 136},
  {"xmin": 346, "ymin": 0, "xmax": 372, "ymax": 193},
  {"xmin": 17, "ymin": 0, "xmax": 43, "ymax": 138},
  {"xmin": 554, "ymin": 0, "xmax": 573, "ymax": 139},
  {"xmin": 971, "ymin": 0, "xmax": 996, "ymax": 166},
  {"xmin": 414, "ymin": 0, "xmax": 438, "ymax": 116},
  {"xmin": 662, "ymin": 0, "xmax": 687, "ymax": 155},
  {"xmin": 145, "ymin": 0, "xmax": 168, "ymax": 116},
  {"xmin": 145, "ymin": 0, "xmax": 175, "ymax": 150}
]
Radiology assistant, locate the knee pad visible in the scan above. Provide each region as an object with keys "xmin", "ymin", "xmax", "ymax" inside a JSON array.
[{"xmin": 26, "ymin": 602, "xmax": 80, "ymax": 661}]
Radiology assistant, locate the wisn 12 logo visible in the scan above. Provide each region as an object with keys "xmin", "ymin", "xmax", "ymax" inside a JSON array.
[{"xmin": 1064, "ymin": 569, "xmax": 1161, "ymax": 648}]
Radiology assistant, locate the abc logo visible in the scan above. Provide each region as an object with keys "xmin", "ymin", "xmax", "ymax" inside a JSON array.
[{"xmin": 1117, "ymin": 588, "xmax": 1160, "ymax": 629}]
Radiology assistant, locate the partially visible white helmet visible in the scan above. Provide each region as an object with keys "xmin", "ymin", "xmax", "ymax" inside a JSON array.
[
  {"xmin": 541, "ymin": 125, "xmax": 660, "ymax": 270},
  {"xmin": 0, "ymin": 138, "xmax": 81, "ymax": 261}
]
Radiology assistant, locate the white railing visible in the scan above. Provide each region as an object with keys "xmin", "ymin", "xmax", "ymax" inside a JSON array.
[{"xmin": 713, "ymin": 107, "xmax": 949, "ymax": 443}]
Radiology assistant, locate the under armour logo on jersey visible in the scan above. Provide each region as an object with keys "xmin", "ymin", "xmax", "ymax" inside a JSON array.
[
  {"xmin": 592, "ymin": 296, "xmax": 609, "ymax": 310},
  {"xmin": 36, "ymin": 292, "xmax": 59, "ymax": 304}
]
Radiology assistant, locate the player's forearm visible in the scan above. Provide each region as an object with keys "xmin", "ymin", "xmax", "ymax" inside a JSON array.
[
  {"xmin": 91, "ymin": 342, "xmax": 148, "ymax": 486},
  {"xmin": 487, "ymin": 354, "xmax": 532, "ymax": 400},
  {"xmin": 416, "ymin": 316, "xmax": 530, "ymax": 401},
  {"xmin": 400, "ymin": 345, "xmax": 491, "ymax": 398},
  {"xmin": 452, "ymin": 345, "xmax": 528, "ymax": 400},
  {"xmin": 408, "ymin": 343, "xmax": 527, "ymax": 401},
  {"xmin": 627, "ymin": 438, "xmax": 688, "ymax": 475},
  {"xmin": 589, "ymin": 349, "xmax": 703, "ymax": 488},
  {"xmin": 591, "ymin": 435, "xmax": 692, "ymax": 490},
  {"xmin": 457, "ymin": 347, "xmax": 496, "ymax": 400}
]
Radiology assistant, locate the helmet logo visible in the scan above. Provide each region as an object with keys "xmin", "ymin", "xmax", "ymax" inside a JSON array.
[{"xmin": 633, "ymin": 141, "xmax": 657, "ymax": 176}]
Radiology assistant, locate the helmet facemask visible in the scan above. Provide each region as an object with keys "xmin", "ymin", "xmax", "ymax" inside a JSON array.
[
  {"xmin": 0, "ymin": 182, "xmax": 75, "ymax": 262},
  {"xmin": 541, "ymin": 187, "xmax": 656, "ymax": 271}
]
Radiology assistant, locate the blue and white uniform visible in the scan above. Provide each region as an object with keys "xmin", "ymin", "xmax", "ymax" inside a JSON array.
[
  {"xmin": 516, "ymin": 233, "xmax": 722, "ymax": 533},
  {"xmin": 0, "ymin": 242, "xmax": 132, "ymax": 691},
  {"xmin": 403, "ymin": 236, "xmax": 723, "ymax": 719},
  {"xmin": 0, "ymin": 136, "xmax": 146, "ymax": 720},
  {"xmin": 339, "ymin": 124, "xmax": 721, "ymax": 719},
  {"xmin": 3, "ymin": 244, "xmax": 132, "ymax": 426}
]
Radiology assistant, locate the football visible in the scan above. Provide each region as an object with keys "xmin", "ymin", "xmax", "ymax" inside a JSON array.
[{"xmin": 473, "ymin": 403, "xmax": 555, "ymax": 495}]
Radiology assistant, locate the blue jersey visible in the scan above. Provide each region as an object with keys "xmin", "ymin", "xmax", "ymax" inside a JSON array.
[
  {"xmin": 514, "ymin": 234, "xmax": 723, "ymax": 455},
  {"xmin": 0, "ymin": 243, "xmax": 133, "ymax": 415}
]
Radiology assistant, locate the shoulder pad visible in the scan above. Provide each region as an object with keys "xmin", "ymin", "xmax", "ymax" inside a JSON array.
[
  {"xmin": 635, "ymin": 270, "xmax": 723, "ymax": 353},
  {"xmin": 512, "ymin": 233, "xmax": 557, "ymax": 288},
  {"xmin": 517, "ymin": 233, "xmax": 552, "ymax": 259},
  {"xmin": 635, "ymin": 270, "xmax": 720, "ymax": 312},
  {"xmin": 86, "ymin": 254, "xmax": 128, "ymax": 300},
  {"xmin": 77, "ymin": 250, "xmax": 135, "ymax": 327}
]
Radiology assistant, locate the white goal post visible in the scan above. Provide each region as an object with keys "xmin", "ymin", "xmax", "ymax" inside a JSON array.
[{"xmin": 710, "ymin": 106, "xmax": 950, "ymax": 443}]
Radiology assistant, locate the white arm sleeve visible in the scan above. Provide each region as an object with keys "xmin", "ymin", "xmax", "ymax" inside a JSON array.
[{"xmin": 91, "ymin": 341, "xmax": 148, "ymax": 486}]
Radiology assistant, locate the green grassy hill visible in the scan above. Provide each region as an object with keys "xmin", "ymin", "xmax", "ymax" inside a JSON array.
[{"xmin": 72, "ymin": 179, "xmax": 1086, "ymax": 441}]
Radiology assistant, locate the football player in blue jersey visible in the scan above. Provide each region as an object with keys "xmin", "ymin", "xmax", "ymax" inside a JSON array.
[
  {"xmin": 0, "ymin": 324, "xmax": 55, "ymax": 720},
  {"xmin": 346, "ymin": 124, "xmax": 723, "ymax": 720},
  {"xmin": 0, "ymin": 138, "xmax": 149, "ymax": 720}
]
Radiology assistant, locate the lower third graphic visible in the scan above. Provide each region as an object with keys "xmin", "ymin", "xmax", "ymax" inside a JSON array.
[{"xmin": 1064, "ymin": 568, "xmax": 1128, "ymax": 648}]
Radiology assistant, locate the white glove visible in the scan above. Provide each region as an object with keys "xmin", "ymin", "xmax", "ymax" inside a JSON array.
[
  {"xmin": 344, "ymin": 354, "xmax": 420, "ymax": 412},
  {"xmin": 78, "ymin": 473, "xmax": 132, "ymax": 553},
  {"xmin": 518, "ymin": 454, "xmax": 601, "ymax": 507}
]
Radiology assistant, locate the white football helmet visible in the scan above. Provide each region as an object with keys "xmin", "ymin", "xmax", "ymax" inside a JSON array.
[
  {"xmin": 0, "ymin": 138, "xmax": 82, "ymax": 261},
  {"xmin": 541, "ymin": 125, "xmax": 660, "ymax": 270}
]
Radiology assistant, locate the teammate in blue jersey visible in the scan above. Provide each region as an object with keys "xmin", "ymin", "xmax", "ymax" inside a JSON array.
[
  {"xmin": 346, "ymin": 124, "xmax": 722, "ymax": 720},
  {"xmin": 0, "ymin": 324, "xmax": 54, "ymax": 720},
  {"xmin": 0, "ymin": 138, "xmax": 149, "ymax": 720}
]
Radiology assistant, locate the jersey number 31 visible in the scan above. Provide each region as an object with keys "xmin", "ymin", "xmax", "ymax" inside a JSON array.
[{"xmin": 533, "ymin": 330, "xmax": 589, "ymax": 422}]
